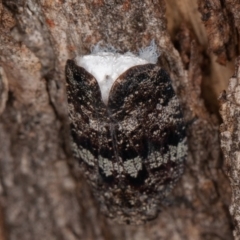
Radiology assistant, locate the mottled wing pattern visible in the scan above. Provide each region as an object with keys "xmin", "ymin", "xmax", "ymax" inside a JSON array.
[
  {"xmin": 66, "ymin": 60, "xmax": 123, "ymax": 184},
  {"xmin": 109, "ymin": 64, "xmax": 186, "ymax": 185},
  {"xmin": 107, "ymin": 64, "xmax": 187, "ymax": 221},
  {"xmin": 66, "ymin": 60, "xmax": 187, "ymax": 224},
  {"xmin": 66, "ymin": 60, "xmax": 112, "ymax": 183}
]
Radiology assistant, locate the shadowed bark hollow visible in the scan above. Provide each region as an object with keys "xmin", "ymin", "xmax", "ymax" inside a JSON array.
[{"xmin": 0, "ymin": 0, "xmax": 239, "ymax": 239}]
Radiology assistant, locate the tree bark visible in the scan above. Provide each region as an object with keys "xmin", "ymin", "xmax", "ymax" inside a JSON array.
[{"xmin": 0, "ymin": 0, "xmax": 238, "ymax": 239}]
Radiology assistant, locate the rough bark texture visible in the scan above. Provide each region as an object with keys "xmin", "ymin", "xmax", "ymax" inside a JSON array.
[
  {"xmin": 220, "ymin": 58, "xmax": 240, "ymax": 240},
  {"xmin": 0, "ymin": 0, "xmax": 239, "ymax": 239}
]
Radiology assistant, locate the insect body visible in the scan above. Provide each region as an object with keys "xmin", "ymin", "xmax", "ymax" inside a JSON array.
[{"xmin": 65, "ymin": 48, "xmax": 187, "ymax": 224}]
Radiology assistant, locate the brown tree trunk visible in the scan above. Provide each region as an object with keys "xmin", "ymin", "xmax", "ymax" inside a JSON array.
[{"xmin": 0, "ymin": 0, "xmax": 238, "ymax": 239}]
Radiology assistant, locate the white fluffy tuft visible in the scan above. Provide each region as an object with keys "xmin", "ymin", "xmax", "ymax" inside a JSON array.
[
  {"xmin": 75, "ymin": 41, "xmax": 160, "ymax": 104},
  {"xmin": 138, "ymin": 40, "xmax": 160, "ymax": 64}
]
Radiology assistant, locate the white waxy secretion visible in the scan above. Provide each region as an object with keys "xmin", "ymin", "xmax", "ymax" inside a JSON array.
[{"xmin": 75, "ymin": 41, "xmax": 159, "ymax": 104}]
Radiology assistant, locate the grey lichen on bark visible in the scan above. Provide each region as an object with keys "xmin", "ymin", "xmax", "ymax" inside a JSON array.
[
  {"xmin": 220, "ymin": 57, "xmax": 240, "ymax": 240},
  {"xmin": 0, "ymin": 0, "xmax": 236, "ymax": 239}
]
